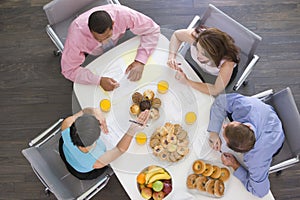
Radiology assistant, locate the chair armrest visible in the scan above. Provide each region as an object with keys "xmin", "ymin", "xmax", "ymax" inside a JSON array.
[
  {"xmin": 79, "ymin": 174, "xmax": 112, "ymax": 200},
  {"xmin": 269, "ymin": 155, "xmax": 299, "ymax": 174},
  {"xmin": 46, "ymin": 24, "xmax": 64, "ymax": 52},
  {"xmin": 251, "ymin": 89, "xmax": 274, "ymax": 99},
  {"xmin": 178, "ymin": 15, "xmax": 200, "ymax": 56},
  {"xmin": 233, "ymin": 54, "xmax": 260, "ymax": 91},
  {"xmin": 29, "ymin": 119, "xmax": 63, "ymax": 147}
]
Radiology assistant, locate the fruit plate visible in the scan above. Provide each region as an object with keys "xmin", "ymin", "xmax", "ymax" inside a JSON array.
[
  {"xmin": 147, "ymin": 122, "xmax": 191, "ymax": 166},
  {"xmin": 136, "ymin": 165, "xmax": 173, "ymax": 200},
  {"xmin": 186, "ymin": 159, "xmax": 231, "ymax": 198}
]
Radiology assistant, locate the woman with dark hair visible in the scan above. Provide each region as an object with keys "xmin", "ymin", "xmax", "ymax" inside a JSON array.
[
  {"xmin": 59, "ymin": 107, "xmax": 149, "ymax": 180},
  {"xmin": 167, "ymin": 26, "xmax": 240, "ymax": 96}
]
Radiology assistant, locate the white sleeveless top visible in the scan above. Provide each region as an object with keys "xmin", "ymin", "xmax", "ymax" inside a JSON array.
[{"xmin": 190, "ymin": 45, "xmax": 236, "ymax": 76}]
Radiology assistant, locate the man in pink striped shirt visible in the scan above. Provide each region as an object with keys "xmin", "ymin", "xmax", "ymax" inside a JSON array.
[{"xmin": 61, "ymin": 4, "xmax": 160, "ymax": 91}]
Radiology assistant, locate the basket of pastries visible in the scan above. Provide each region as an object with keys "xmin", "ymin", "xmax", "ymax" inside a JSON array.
[{"xmin": 149, "ymin": 122, "xmax": 189, "ymax": 163}]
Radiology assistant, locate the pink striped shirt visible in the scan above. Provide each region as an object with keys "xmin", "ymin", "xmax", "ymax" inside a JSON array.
[{"xmin": 61, "ymin": 4, "xmax": 160, "ymax": 85}]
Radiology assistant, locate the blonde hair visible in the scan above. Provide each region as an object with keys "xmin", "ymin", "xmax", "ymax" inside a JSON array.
[{"xmin": 196, "ymin": 28, "xmax": 240, "ymax": 67}]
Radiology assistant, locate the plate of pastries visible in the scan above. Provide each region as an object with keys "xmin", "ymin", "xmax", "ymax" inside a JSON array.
[
  {"xmin": 130, "ymin": 89, "xmax": 162, "ymax": 121},
  {"xmin": 186, "ymin": 159, "xmax": 231, "ymax": 198},
  {"xmin": 149, "ymin": 122, "xmax": 190, "ymax": 163}
]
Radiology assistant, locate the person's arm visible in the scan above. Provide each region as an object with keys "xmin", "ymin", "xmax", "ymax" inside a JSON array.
[
  {"xmin": 232, "ymin": 154, "xmax": 270, "ymax": 198},
  {"xmin": 206, "ymin": 94, "xmax": 230, "ymax": 150},
  {"xmin": 167, "ymin": 29, "xmax": 195, "ymax": 69},
  {"xmin": 61, "ymin": 33, "xmax": 101, "ymax": 85},
  {"xmin": 93, "ymin": 110, "xmax": 150, "ymax": 168}
]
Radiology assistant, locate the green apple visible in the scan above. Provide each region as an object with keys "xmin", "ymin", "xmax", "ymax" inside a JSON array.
[{"xmin": 152, "ymin": 180, "xmax": 164, "ymax": 192}]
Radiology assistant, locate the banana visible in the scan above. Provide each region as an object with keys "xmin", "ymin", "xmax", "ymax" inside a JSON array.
[
  {"xmin": 147, "ymin": 172, "xmax": 171, "ymax": 184},
  {"xmin": 145, "ymin": 167, "xmax": 165, "ymax": 184}
]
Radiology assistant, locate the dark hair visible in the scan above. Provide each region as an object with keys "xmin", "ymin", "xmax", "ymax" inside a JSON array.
[
  {"xmin": 70, "ymin": 114, "xmax": 101, "ymax": 147},
  {"xmin": 196, "ymin": 27, "xmax": 240, "ymax": 67},
  {"xmin": 224, "ymin": 123, "xmax": 255, "ymax": 153},
  {"xmin": 88, "ymin": 11, "xmax": 113, "ymax": 34}
]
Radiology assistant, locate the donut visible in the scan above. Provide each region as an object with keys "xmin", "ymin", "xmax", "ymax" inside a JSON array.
[
  {"xmin": 130, "ymin": 104, "xmax": 140, "ymax": 115},
  {"xmin": 214, "ymin": 179, "xmax": 225, "ymax": 197},
  {"xmin": 173, "ymin": 124, "xmax": 182, "ymax": 135},
  {"xmin": 139, "ymin": 100, "xmax": 151, "ymax": 111},
  {"xmin": 177, "ymin": 130, "xmax": 188, "ymax": 140},
  {"xmin": 161, "ymin": 136, "xmax": 169, "ymax": 148},
  {"xmin": 158, "ymin": 149, "xmax": 169, "ymax": 161},
  {"xmin": 195, "ymin": 175, "xmax": 208, "ymax": 192},
  {"xmin": 168, "ymin": 152, "xmax": 177, "ymax": 162},
  {"xmin": 176, "ymin": 146, "xmax": 189, "ymax": 156},
  {"xmin": 167, "ymin": 134, "xmax": 177, "ymax": 144},
  {"xmin": 153, "ymin": 145, "xmax": 163, "ymax": 156},
  {"xmin": 202, "ymin": 163, "xmax": 214, "ymax": 177},
  {"xmin": 205, "ymin": 179, "xmax": 215, "ymax": 195},
  {"xmin": 149, "ymin": 107, "xmax": 160, "ymax": 120},
  {"xmin": 152, "ymin": 97, "xmax": 161, "ymax": 108},
  {"xmin": 192, "ymin": 160, "xmax": 206, "ymax": 174},
  {"xmin": 177, "ymin": 138, "xmax": 189, "ymax": 147},
  {"xmin": 164, "ymin": 122, "xmax": 175, "ymax": 135},
  {"xmin": 150, "ymin": 138, "xmax": 160, "ymax": 148},
  {"xmin": 219, "ymin": 168, "xmax": 230, "ymax": 182},
  {"xmin": 143, "ymin": 89, "xmax": 155, "ymax": 101},
  {"xmin": 210, "ymin": 165, "xmax": 222, "ymax": 179},
  {"xmin": 132, "ymin": 92, "xmax": 143, "ymax": 104},
  {"xmin": 167, "ymin": 143, "xmax": 177, "ymax": 153},
  {"xmin": 186, "ymin": 174, "xmax": 198, "ymax": 189}
]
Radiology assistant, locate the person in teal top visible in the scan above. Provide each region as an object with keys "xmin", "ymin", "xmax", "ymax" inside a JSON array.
[{"xmin": 60, "ymin": 107, "xmax": 149, "ymax": 180}]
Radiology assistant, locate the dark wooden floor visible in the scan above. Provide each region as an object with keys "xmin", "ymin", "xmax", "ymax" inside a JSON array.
[{"xmin": 0, "ymin": 0, "xmax": 299, "ymax": 199}]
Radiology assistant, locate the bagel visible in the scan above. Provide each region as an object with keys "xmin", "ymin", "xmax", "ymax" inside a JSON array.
[
  {"xmin": 210, "ymin": 165, "xmax": 222, "ymax": 179},
  {"xmin": 192, "ymin": 160, "xmax": 206, "ymax": 174},
  {"xmin": 214, "ymin": 179, "xmax": 225, "ymax": 197},
  {"xmin": 205, "ymin": 179, "xmax": 215, "ymax": 195},
  {"xmin": 219, "ymin": 168, "xmax": 230, "ymax": 182},
  {"xmin": 195, "ymin": 175, "xmax": 208, "ymax": 192},
  {"xmin": 186, "ymin": 174, "xmax": 198, "ymax": 189},
  {"xmin": 202, "ymin": 163, "xmax": 214, "ymax": 177}
]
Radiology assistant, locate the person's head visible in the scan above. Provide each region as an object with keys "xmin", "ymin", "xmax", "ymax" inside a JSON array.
[
  {"xmin": 223, "ymin": 121, "xmax": 255, "ymax": 153},
  {"xmin": 88, "ymin": 10, "xmax": 114, "ymax": 43},
  {"xmin": 196, "ymin": 27, "xmax": 240, "ymax": 66},
  {"xmin": 70, "ymin": 114, "xmax": 101, "ymax": 147}
]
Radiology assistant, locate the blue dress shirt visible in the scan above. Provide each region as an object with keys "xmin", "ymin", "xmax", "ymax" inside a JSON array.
[{"xmin": 207, "ymin": 93, "xmax": 284, "ymax": 198}]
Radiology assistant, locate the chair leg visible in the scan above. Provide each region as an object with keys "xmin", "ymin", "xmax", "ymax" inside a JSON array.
[
  {"xmin": 53, "ymin": 50, "xmax": 61, "ymax": 56},
  {"xmin": 243, "ymin": 80, "xmax": 249, "ymax": 86},
  {"xmin": 44, "ymin": 188, "xmax": 51, "ymax": 196},
  {"xmin": 276, "ymin": 170, "xmax": 282, "ymax": 176}
]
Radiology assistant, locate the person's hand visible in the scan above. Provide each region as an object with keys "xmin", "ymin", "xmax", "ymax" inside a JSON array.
[
  {"xmin": 93, "ymin": 108, "xmax": 109, "ymax": 134},
  {"xmin": 100, "ymin": 77, "xmax": 120, "ymax": 91},
  {"xmin": 167, "ymin": 58, "xmax": 181, "ymax": 70},
  {"xmin": 209, "ymin": 132, "xmax": 222, "ymax": 151},
  {"xmin": 125, "ymin": 61, "xmax": 145, "ymax": 81},
  {"xmin": 175, "ymin": 68, "xmax": 189, "ymax": 85},
  {"xmin": 221, "ymin": 153, "xmax": 241, "ymax": 170},
  {"xmin": 128, "ymin": 110, "xmax": 150, "ymax": 135}
]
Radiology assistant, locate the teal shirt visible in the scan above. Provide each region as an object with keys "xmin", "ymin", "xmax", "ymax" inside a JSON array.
[{"xmin": 62, "ymin": 128, "xmax": 106, "ymax": 173}]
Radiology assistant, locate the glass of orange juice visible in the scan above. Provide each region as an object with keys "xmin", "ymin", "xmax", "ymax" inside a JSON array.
[
  {"xmin": 100, "ymin": 99, "xmax": 111, "ymax": 112},
  {"xmin": 185, "ymin": 112, "xmax": 197, "ymax": 125},
  {"xmin": 157, "ymin": 80, "xmax": 169, "ymax": 94},
  {"xmin": 135, "ymin": 132, "xmax": 147, "ymax": 145}
]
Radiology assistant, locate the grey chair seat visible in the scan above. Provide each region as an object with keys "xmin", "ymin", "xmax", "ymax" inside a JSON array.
[{"xmin": 22, "ymin": 119, "xmax": 114, "ymax": 200}]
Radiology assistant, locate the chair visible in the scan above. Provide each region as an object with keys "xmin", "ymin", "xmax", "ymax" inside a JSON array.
[
  {"xmin": 179, "ymin": 4, "xmax": 262, "ymax": 91},
  {"xmin": 252, "ymin": 87, "xmax": 300, "ymax": 174},
  {"xmin": 43, "ymin": 0, "xmax": 121, "ymax": 56},
  {"xmin": 22, "ymin": 119, "xmax": 114, "ymax": 200}
]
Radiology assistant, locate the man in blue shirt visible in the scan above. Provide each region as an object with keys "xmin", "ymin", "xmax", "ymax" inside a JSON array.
[{"xmin": 208, "ymin": 93, "xmax": 284, "ymax": 198}]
